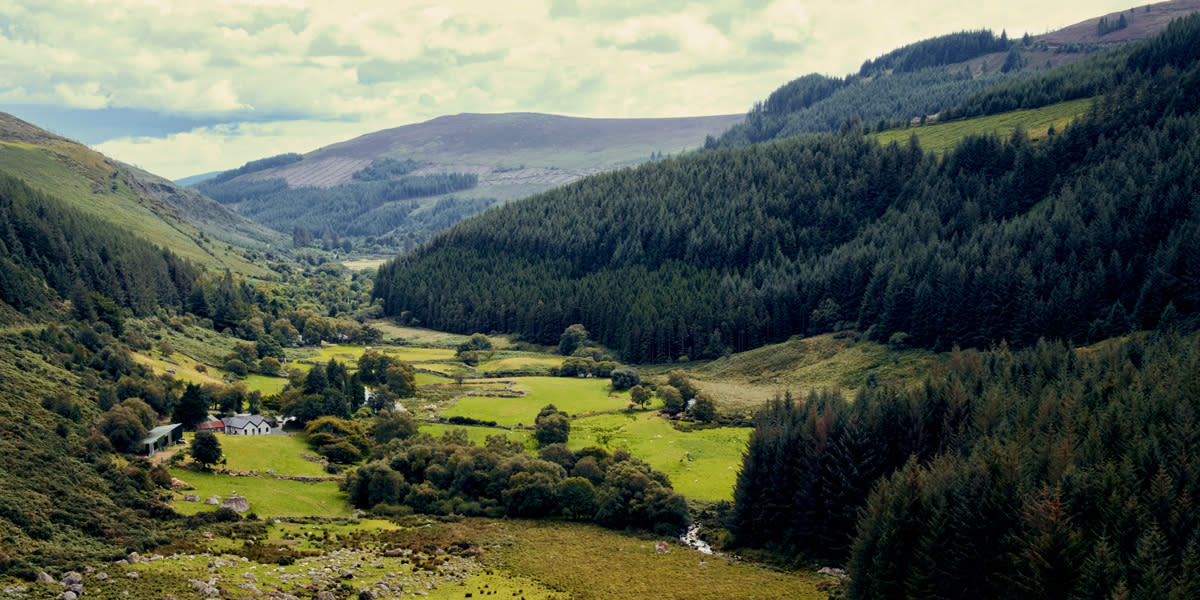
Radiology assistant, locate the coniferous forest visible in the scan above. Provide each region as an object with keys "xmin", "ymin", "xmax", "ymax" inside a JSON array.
[
  {"xmin": 4, "ymin": 5, "xmax": 1200, "ymax": 597},
  {"xmin": 375, "ymin": 16, "xmax": 1200, "ymax": 363}
]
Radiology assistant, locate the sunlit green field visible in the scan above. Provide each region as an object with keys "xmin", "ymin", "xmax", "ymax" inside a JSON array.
[
  {"xmin": 169, "ymin": 468, "xmax": 351, "ymax": 517},
  {"xmin": 441, "ymin": 377, "xmax": 630, "ymax": 426},
  {"xmin": 569, "ymin": 412, "xmax": 750, "ymax": 502},
  {"xmin": 477, "ymin": 352, "xmax": 565, "ymax": 375},
  {"xmin": 872, "ymin": 96, "xmax": 1094, "ymax": 154},
  {"xmin": 382, "ymin": 346, "xmax": 458, "ymax": 362},
  {"xmin": 190, "ymin": 433, "xmax": 329, "ymax": 477},
  {"xmin": 241, "ymin": 373, "xmax": 290, "ymax": 395}
]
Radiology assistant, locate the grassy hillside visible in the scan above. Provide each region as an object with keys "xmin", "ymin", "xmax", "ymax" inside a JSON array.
[
  {"xmin": 871, "ymin": 97, "xmax": 1094, "ymax": 153},
  {"xmin": 0, "ymin": 112, "xmax": 283, "ymax": 278},
  {"xmin": 708, "ymin": 0, "xmax": 1200, "ymax": 149}
]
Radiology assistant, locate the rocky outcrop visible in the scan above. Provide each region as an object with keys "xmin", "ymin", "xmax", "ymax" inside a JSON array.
[{"xmin": 220, "ymin": 495, "xmax": 250, "ymax": 513}]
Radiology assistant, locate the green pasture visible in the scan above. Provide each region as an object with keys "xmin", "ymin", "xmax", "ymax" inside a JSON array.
[
  {"xmin": 187, "ymin": 433, "xmax": 329, "ymax": 477},
  {"xmin": 382, "ymin": 346, "xmax": 458, "ymax": 362},
  {"xmin": 293, "ymin": 344, "xmax": 367, "ymax": 366},
  {"xmin": 872, "ymin": 97, "xmax": 1094, "ymax": 154},
  {"xmin": 242, "ymin": 373, "xmax": 290, "ymax": 395},
  {"xmin": 476, "ymin": 352, "xmax": 564, "ymax": 375},
  {"xmin": 417, "ymin": 362, "xmax": 467, "ymax": 376},
  {"xmin": 441, "ymin": 377, "xmax": 630, "ymax": 426},
  {"xmin": 569, "ymin": 412, "xmax": 750, "ymax": 502},
  {"xmin": 168, "ymin": 468, "xmax": 351, "ymax": 518},
  {"xmin": 414, "ymin": 371, "xmax": 450, "ymax": 385}
]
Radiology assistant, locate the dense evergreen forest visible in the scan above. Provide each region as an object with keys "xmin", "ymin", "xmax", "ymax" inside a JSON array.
[
  {"xmin": 0, "ymin": 173, "xmax": 200, "ymax": 318},
  {"xmin": 731, "ymin": 330, "xmax": 1200, "ymax": 599},
  {"xmin": 197, "ymin": 171, "xmax": 482, "ymax": 238},
  {"xmin": 375, "ymin": 15, "xmax": 1200, "ymax": 363},
  {"xmin": 706, "ymin": 30, "xmax": 1022, "ymax": 148}
]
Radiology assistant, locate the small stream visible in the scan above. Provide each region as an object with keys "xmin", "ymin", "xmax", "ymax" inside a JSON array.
[{"xmin": 680, "ymin": 523, "xmax": 713, "ymax": 555}]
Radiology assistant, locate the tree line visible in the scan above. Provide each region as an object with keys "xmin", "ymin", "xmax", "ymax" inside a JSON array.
[
  {"xmin": 0, "ymin": 172, "xmax": 200, "ymax": 317},
  {"xmin": 199, "ymin": 173, "xmax": 480, "ymax": 238}
]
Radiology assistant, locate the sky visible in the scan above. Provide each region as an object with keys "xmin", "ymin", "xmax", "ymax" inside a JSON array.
[{"xmin": 0, "ymin": 0, "xmax": 1137, "ymax": 180}]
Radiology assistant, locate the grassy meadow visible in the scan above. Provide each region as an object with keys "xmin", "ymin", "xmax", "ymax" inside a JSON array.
[
  {"xmin": 191, "ymin": 433, "xmax": 328, "ymax": 477},
  {"xmin": 569, "ymin": 412, "xmax": 750, "ymax": 502},
  {"xmin": 440, "ymin": 377, "xmax": 630, "ymax": 426},
  {"xmin": 169, "ymin": 468, "xmax": 351, "ymax": 518}
]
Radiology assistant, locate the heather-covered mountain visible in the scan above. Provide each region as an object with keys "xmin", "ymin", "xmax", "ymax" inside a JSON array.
[{"xmin": 191, "ymin": 113, "xmax": 741, "ymax": 249}]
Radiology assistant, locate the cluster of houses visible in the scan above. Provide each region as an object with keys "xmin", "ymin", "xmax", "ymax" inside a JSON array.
[
  {"xmin": 136, "ymin": 414, "xmax": 276, "ymax": 457},
  {"xmin": 196, "ymin": 414, "xmax": 274, "ymax": 436}
]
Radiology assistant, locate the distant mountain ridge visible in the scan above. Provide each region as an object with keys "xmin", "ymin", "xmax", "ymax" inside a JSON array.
[
  {"xmin": 204, "ymin": 112, "xmax": 741, "ymax": 191},
  {"xmin": 189, "ymin": 112, "xmax": 741, "ymax": 249}
]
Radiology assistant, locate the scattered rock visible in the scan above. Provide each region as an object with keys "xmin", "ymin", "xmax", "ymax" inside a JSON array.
[
  {"xmin": 170, "ymin": 477, "xmax": 192, "ymax": 490},
  {"xmin": 127, "ymin": 552, "xmax": 142, "ymax": 564},
  {"xmin": 37, "ymin": 572, "xmax": 56, "ymax": 583},
  {"xmin": 60, "ymin": 572, "xmax": 83, "ymax": 586},
  {"xmin": 95, "ymin": 572, "xmax": 109, "ymax": 581},
  {"xmin": 67, "ymin": 584, "xmax": 83, "ymax": 595},
  {"xmin": 655, "ymin": 541, "xmax": 670, "ymax": 554},
  {"xmin": 204, "ymin": 496, "xmax": 221, "ymax": 505},
  {"xmin": 818, "ymin": 566, "xmax": 848, "ymax": 579},
  {"xmin": 127, "ymin": 572, "xmax": 140, "ymax": 579},
  {"xmin": 3, "ymin": 586, "xmax": 27, "ymax": 596},
  {"xmin": 316, "ymin": 592, "xmax": 336, "ymax": 600},
  {"xmin": 184, "ymin": 493, "xmax": 200, "ymax": 502},
  {"xmin": 59, "ymin": 592, "xmax": 76, "ymax": 600}
]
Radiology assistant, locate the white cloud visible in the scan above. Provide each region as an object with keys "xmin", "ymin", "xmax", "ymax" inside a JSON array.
[{"xmin": 5, "ymin": 0, "xmax": 1139, "ymax": 177}]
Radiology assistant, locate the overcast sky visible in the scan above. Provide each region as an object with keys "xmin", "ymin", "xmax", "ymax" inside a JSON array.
[{"xmin": 1, "ymin": 0, "xmax": 1135, "ymax": 179}]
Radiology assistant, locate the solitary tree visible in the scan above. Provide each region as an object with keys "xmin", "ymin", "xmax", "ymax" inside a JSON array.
[
  {"xmin": 559, "ymin": 324, "xmax": 590, "ymax": 355},
  {"xmin": 191, "ymin": 431, "xmax": 222, "ymax": 469},
  {"xmin": 630, "ymin": 385, "xmax": 652, "ymax": 409},
  {"xmin": 535, "ymin": 404, "xmax": 571, "ymax": 447}
]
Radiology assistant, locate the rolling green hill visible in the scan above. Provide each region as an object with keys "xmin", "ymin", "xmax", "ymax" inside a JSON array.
[{"xmin": 0, "ymin": 112, "xmax": 285, "ymax": 278}]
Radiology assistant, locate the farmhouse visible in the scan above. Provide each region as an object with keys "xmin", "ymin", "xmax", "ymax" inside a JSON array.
[
  {"xmin": 195, "ymin": 418, "xmax": 224, "ymax": 433},
  {"xmin": 222, "ymin": 414, "xmax": 271, "ymax": 435},
  {"xmin": 138, "ymin": 423, "xmax": 183, "ymax": 456}
]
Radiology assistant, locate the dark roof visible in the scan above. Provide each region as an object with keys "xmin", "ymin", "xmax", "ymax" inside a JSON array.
[
  {"xmin": 138, "ymin": 423, "xmax": 181, "ymax": 445},
  {"xmin": 222, "ymin": 415, "xmax": 269, "ymax": 430}
]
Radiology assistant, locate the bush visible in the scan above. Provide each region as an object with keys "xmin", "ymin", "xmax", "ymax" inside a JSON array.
[{"xmin": 610, "ymin": 367, "xmax": 640, "ymax": 390}]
